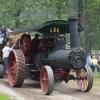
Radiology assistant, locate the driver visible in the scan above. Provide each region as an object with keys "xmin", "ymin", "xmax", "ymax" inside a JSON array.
[{"xmin": 32, "ymin": 34, "xmax": 40, "ymax": 55}]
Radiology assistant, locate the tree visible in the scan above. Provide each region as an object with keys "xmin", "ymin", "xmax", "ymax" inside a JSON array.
[{"xmin": 78, "ymin": 0, "xmax": 85, "ymax": 47}]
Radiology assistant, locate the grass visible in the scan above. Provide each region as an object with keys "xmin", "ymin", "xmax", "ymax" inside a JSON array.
[
  {"xmin": 92, "ymin": 71, "xmax": 100, "ymax": 90},
  {"xmin": 0, "ymin": 93, "xmax": 11, "ymax": 100}
]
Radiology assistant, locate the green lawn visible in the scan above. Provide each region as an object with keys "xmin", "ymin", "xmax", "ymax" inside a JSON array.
[
  {"xmin": 92, "ymin": 71, "xmax": 100, "ymax": 90},
  {"xmin": 0, "ymin": 94, "xmax": 11, "ymax": 100}
]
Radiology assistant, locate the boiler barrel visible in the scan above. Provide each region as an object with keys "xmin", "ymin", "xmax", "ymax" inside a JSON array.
[{"xmin": 44, "ymin": 48, "xmax": 86, "ymax": 70}]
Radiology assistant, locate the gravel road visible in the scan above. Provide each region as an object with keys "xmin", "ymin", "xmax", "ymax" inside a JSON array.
[{"xmin": 0, "ymin": 78, "xmax": 100, "ymax": 100}]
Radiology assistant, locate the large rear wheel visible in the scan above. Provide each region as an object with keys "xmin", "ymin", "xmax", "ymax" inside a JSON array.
[
  {"xmin": 8, "ymin": 50, "xmax": 25, "ymax": 87},
  {"xmin": 40, "ymin": 65, "xmax": 54, "ymax": 95},
  {"xmin": 0, "ymin": 64, "xmax": 4, "ymax": 78},
  {"xmin": 20, "ymin": 34, "xmax": 32, "ymax": 56},
  {"xmin": 76, "ymin": 64, "xmax": 93, "ymax": 92}
]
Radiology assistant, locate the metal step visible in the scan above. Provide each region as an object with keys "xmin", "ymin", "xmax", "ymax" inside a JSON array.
[
  {"xmin": 31, "ymin": 70, "xmax": 39, "ymax": 72},
  {"xmin": 25, "ymin": 64, "xmax": 35, "ymax": 66},
  {"xmin": 25, "ymin": 63, "xmax": 39, "ymax": 78}
]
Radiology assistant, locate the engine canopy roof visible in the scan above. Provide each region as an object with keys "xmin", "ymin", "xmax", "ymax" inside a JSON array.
[{"xmin": 14, "ymin": 20, "xmax": 83, "ymax": 35}]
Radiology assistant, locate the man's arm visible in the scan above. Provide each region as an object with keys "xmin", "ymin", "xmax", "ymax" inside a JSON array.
[
  {"xmin": 2, "ymin": 47, "xmax": 5, "ymax": 60},
  {"xmin": 11, "ymin": 44, "xmax": 15, "ymax": 49}
]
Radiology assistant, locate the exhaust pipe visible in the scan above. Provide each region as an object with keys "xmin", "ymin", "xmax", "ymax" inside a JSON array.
[{"xmin": 68, "ymin": 17, "xmax": 78, "ymax": 48}]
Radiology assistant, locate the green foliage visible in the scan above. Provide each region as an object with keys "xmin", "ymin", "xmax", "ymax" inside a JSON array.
[
  {"xmin": 0, "ymin": 0, "xmax": 100, "ymax": 52},
  {"xmin": 0, "ymin": 0, "xmax": 70, "ymax": 29},
  {"xmin": 0, "ymin": 93, "xmax": 11, "ymax": 100},
  {"xmin": 84, "ymin": 0, "xmax": 100, "ymax": 51}
]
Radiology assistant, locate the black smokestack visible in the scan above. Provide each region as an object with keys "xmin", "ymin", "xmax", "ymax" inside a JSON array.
[{"xmin": 68, "ymin": 16, "xmax": 78, "ymax": 48}]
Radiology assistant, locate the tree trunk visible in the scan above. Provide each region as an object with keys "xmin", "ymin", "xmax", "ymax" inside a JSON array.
[
  {"xmin": 78, "ymin": 0, "xmax": 85, "ymax": 46},
  {"xmin": 14, "ymin": 0, "xmax": 25, "ymax": 29},
  {"xmin": 46, "ymin": 0, "xmax": 49, "ymax": 21},
  {"xmin": 15, "ymin": 9, "xmax": 21, "ymax": 29},
  {"xmin": 84, "ymin": 15, "xmax": 91, "ymax": 55},
  {"xmin": 84, "ymin": 23, "xmax": 89, "ymax": 55}
]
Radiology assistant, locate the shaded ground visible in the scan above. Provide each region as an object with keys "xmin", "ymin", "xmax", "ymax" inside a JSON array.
[
  {"xmin": 0, "ymin": 75, "xmax": 100, "ymax": 100},
  {"xmin": 0, "ymin": 72, "xmax": 100, "ymax": 100}
]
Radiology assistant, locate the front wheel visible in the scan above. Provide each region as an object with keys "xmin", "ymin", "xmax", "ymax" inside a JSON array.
[
  {"xmin": 40, "ymin": 65, "xmax": 54, "ymax": 95},
  {"xmin": 76, "ymin": 64, "xmax": 93, "ymax": 92}
]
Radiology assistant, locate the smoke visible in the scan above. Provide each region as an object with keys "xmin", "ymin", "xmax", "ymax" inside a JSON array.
[{"xmin": 54, "ymin": 81, "xmax": 71, "ymax": 91}]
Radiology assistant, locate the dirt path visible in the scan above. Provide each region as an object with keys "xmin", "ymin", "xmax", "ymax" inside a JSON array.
[{"xmin": 0, "ymin": 78, "xmax": 100, "ymax": 100}]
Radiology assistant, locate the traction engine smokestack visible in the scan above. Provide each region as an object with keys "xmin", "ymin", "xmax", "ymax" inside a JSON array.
[{"xmin": 68, "ymin": 17, "xmax": 78, "ymax": 48}]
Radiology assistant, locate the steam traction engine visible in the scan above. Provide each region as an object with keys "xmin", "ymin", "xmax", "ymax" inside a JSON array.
[{"xmin": 7, "ymin": 17, "xmax": 93, "ymax": 95}]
